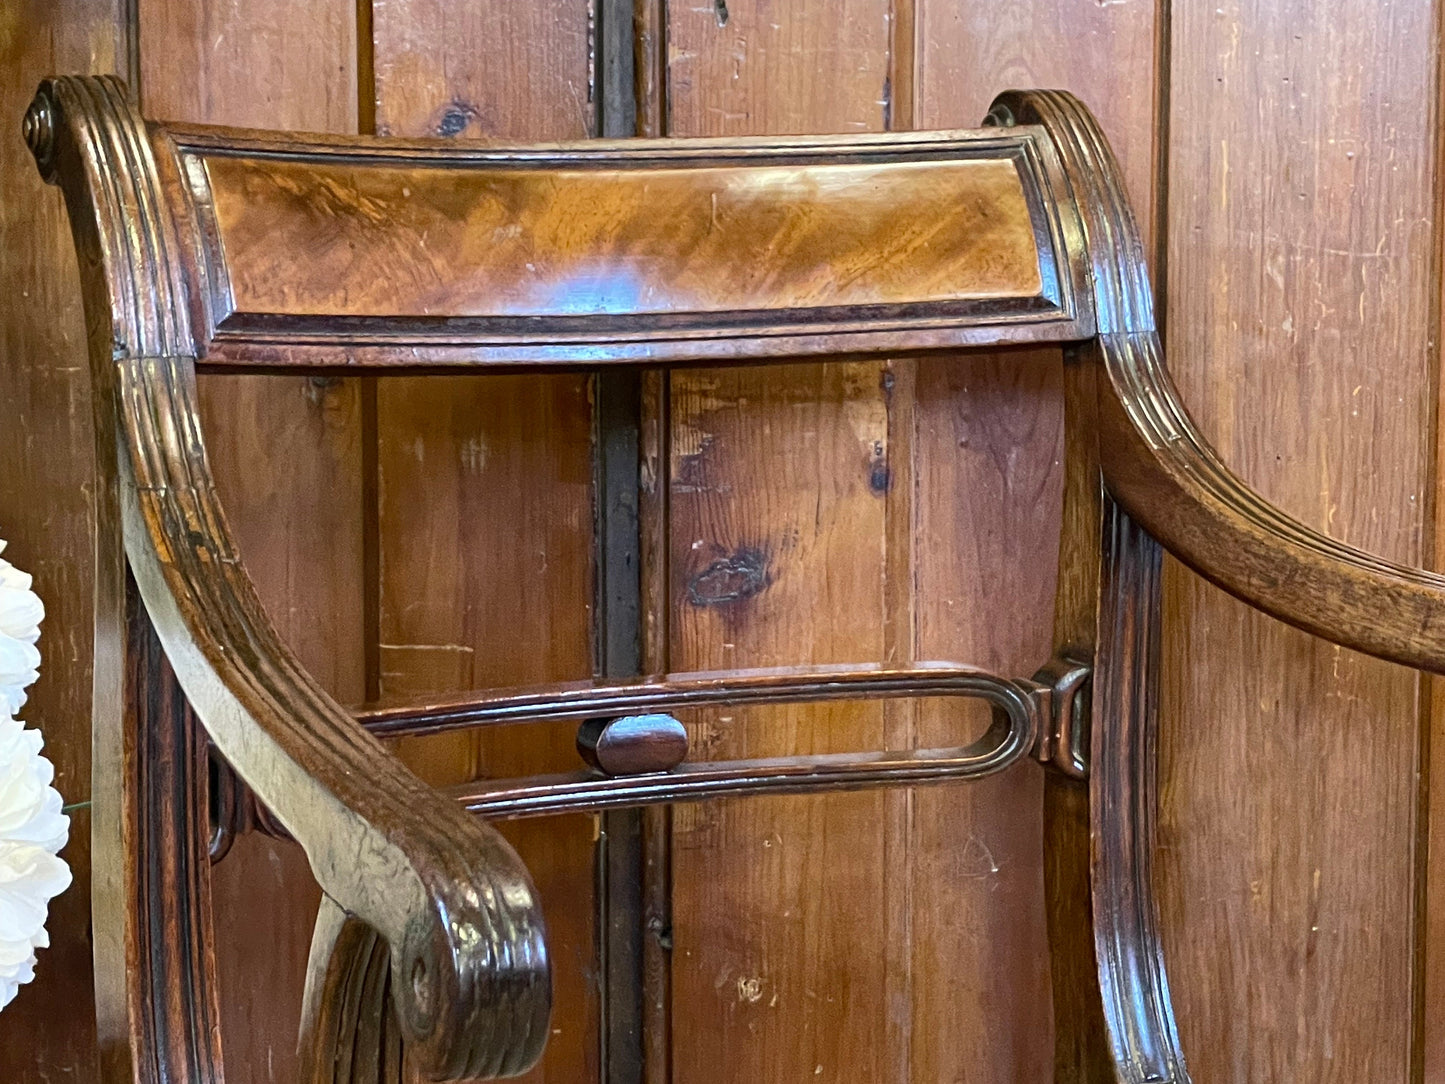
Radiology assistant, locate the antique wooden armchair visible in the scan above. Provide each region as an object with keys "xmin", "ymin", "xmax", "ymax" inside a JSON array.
[{"xmin": 27, "ymin": 74, "xmax": 1445, "ymax": 1083}]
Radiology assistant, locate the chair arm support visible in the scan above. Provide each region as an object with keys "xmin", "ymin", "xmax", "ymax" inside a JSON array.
[
  {"xmin": 30, "ymin": 74, "xmax": 550, "ymax": 1080},
  {"xmin": 1098, "ymin": 331, "xmax": 1445, "ymax": 675},
  {"xmin": 116, "ymin": 354, "xmax": 551, "ymax": 1079},
  {"xmin": 998, "ymin": 88, "xmax": 1445, "ymax": 676}
]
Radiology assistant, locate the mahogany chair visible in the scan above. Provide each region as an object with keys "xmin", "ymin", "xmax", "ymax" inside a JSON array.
[{"xmin": 27, "ymin": 74, "xmax": 1445, "ymax": 1083}]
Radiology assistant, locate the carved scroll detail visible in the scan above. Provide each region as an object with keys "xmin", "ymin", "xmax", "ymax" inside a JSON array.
[
  {"xmin": 208, "ymin": 752, "xmax": 290, "ymax": 864},
  {"xmin": 300, "ymin": 898, "xmax": 405, "ymax": 1084},
  {"xmin": 999, "ymin": 90, "xmax": 1445, "ymax": 674},
  {"xmin": 31, "ymin": 75, "xmax": 551, "ymax": 1081}
]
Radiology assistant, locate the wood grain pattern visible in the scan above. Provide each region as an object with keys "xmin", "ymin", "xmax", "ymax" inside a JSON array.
[
  {"xmin": 18, "ymin": 8, "xmax": 1445, "ymax": 1081},
  {"xmin": 368, "ymin": 4, "xmax": 600, "ymax": 1081},
  {"xmin": 115, "ymin": 568, "xmax": 225, "ymax": 1082},
  {"xmin": 359, "ymin": 662, "xmax": 1043, "ymax": 735},
  {"xmin": 0, "ymin": 1, "xmax": 121, "ymax": 1078},
  {"xmin": 662, "ymin": 5, "xmax": 919, "ymax": 1080},
  {"xmin": 665, "ymin": 359, "xmax": 899, "ymax": 1083},
  {"xmin": 37, "ymin": 61, "xmax": 1147, "ymax": 1080},
  {"xmin": 371, "ymin": 0, "xmax": 593, "ymax": 142},
  {"xmin": 915, "ymin": 0, "xmax": 1159, "ymax": 232},
  {"xmin": 156, "ymin": 122, "xmax": 1084, "ymax": 370},
  {"xmin": 664, "ymin": 0, "xmax": 893, "ymax": 138},
  {"xmin": 897, "ymin": 5, "xmax": 1160, "ymax": 1077},
  {"xmin": 136, "ymin": 3, "xmax": 359, "ymax": 1078},
  {"xmin": 1429, "ymin": 9, "xmax": 1445, "ymax": 1071},
  {"xmin": 32, "ymin": 73, "xmax": 554, "ymax": 1081},
  {"xmin": 202, "ymin": 153, "xmax": 1046, "ymax": 318},
  {"xmin": 297, "ymin": 898, "xmax": 404, "ymax": 1084},
  {"xmin": 1160, "ymin": 1, "xmax": 1435, "ymax": 1078},
  {"xmin": 903, "ymin": 351, "xmax": 1061, "ymax": 1081},
  {"xmin": 1043, "ymin": 349, "xmax": 1117, "ymax": 1079}
]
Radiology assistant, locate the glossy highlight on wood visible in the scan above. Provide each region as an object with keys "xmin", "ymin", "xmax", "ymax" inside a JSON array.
[
  {"xmin": 29, "ymin": 66, "xmax": 1445, "ymax": 1084},
  {"xmin": 172, "ymin": 124, "xmax": 1087, "ymax": 368},
  {"xmin": 576, "ymin": 715, "xmax": 690, "ymax": 777},
  {"xmin": 202, "ymin": 154, "xmax": 1045, "ymax": 317}
]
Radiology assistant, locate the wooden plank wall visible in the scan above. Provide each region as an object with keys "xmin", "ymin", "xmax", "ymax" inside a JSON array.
[
  {"xmin": 661, "ymin": 7, "xmax": 949, "ymax": 1083},
  {"xmin": 657, "ymin": 3, "xmax": 1068, "ymax": 1079},
  {"xmin": 369, "ymin": 5, "xmax": 601, "ymax": 1081},
  {"xmin": 1158, "ymin": 2, "xmax": 1439, "ymax": 1081},
  {"xmin": 0, "ymin": 0, "xmax": 123, "ymax": 1077},
  {"xmin": 0, "ymin": 1, "xmax": 1442, "ymax": 1082}
]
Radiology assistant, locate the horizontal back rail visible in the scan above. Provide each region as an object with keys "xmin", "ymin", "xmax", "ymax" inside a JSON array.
[
  {"xmin": 351, "ymin": 664, "xmax": 1049, "ymax": 818},
  {"xmin": 444, "ymin": 740, "xmax": 1027, "ymax": 819},
  {"xmin": 147, "ymin": 122, "xmax": 1095, "ymax": 369},
  {"xmin": 353, "ymin": 662, "xmax": 1045, "ymax": 737}
]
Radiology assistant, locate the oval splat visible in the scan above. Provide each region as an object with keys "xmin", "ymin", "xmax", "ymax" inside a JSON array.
[{"xmin": 576, "ymin": 714, "xmax": 689, "ymax": 777}]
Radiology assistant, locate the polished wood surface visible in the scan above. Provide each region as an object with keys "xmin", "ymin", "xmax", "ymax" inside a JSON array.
[
  {"xmin": 369, "ymin": 8, "xmax": 603, "ymax": 1080},
  {"xmin": 357, "ymin": 663, "xmax": 1045, "ymax": 735},
  {"xmin": 113, "ymin": 569, "xmax": 225, "ymax": 1080},
  {"xmin": 576, "ymin": 715, "xmax": 690, "ymax": 778},
  {"xmin": 30, "ymin": 69, "xmax": 1138, "ymax": 1082},
  {"xmin": 165, "ymin": 124, "xmax": 1084, "ymax": 368},
  {"xmin": 136, "ymin": 1, "xmax": 358, "ymax": 1075},
  {"xmin": 14, "ymin": 4, "xmax": 1445, "ymax": 1081},
  {"xmin": 988, "ymin": 87, "xmax": 1190, "ymax": 1081},
  {"xmin": 367, "ymin": 664, "xmax": 1044, "ymax": 818},
  {"xmin": 201, "ymin": 152, "xmax": 1046, "ymax": 318}
]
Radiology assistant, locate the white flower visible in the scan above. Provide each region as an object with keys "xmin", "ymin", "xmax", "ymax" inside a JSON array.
[
  {"xmin": 0, "ymin": 547, "xmax": 41, "ymax": 716},
  {"xmin": 0, "ymin": 540, "xmax": 69, "ymax": 1012}
]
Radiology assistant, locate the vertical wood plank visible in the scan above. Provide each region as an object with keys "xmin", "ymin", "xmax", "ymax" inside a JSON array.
[
  {"xmin": 1161, "ymin": 2, "xmax": 1436, "ymax": 1079},
  {"xmin": 369, "ymin": 4, "xmax": 601, "ymax": 1080},
  {"xmin": 136, "ymin": 3, "xmax": 359, "ymax": 1079},
  {"xmin": 906, "ymin": 5, "xmax": 1159, "ymax": 1078},
  {"xmin": 665, "ymin": 0, "xmax": 891, "ymax": 137},
  {"xmin": 666, "ymin": 362, "xmax": 895, "ymax": 1082},
  {"xmin": 901, "ymin": 353, "xmax": 1061, "ymax": 1081},
  {"xmin": 660, "ymin": 4, "xmax": 942, "ymax": 1080},
  {"xmin": 664, "ymin": 7, "xmax": 893, "ymax": 1080},
  {"xmin": 372, "ymin": 0, "xmax": 594, "ymax": 140},
  {"xmin": 0, "ymin": 1, "xmax": 123, "ymax": 1077},
  {"xmin": 1428, "ymin": 4, "xmax": 1445, "ymax": 1071},
  {"xmin": 914, "ymin": 1, "xmax": 1159, "ymax": 231}
]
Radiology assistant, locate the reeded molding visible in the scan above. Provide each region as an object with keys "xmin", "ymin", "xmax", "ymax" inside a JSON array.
[{"xmin": 29, "ymin": 75, "xmax": 552, "ymax": 1081}]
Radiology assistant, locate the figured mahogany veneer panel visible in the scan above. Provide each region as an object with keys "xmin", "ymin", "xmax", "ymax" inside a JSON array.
[
  {"xmin": 156, "ymin": 127, "xmax": 1089, "ymax": 366},
  {"xmin": 204, "ymin": 154, "xmax": 1043, "ymax": 317}
]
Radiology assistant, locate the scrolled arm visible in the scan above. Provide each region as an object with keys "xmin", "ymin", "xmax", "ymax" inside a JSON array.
[
  {"xmin": 29, "ymin": 74, "xmax": 550, "ymax": 1079},
  {"xmin": 998, "ymin": 88, "xmax": 1445, "ymax": 676}
]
